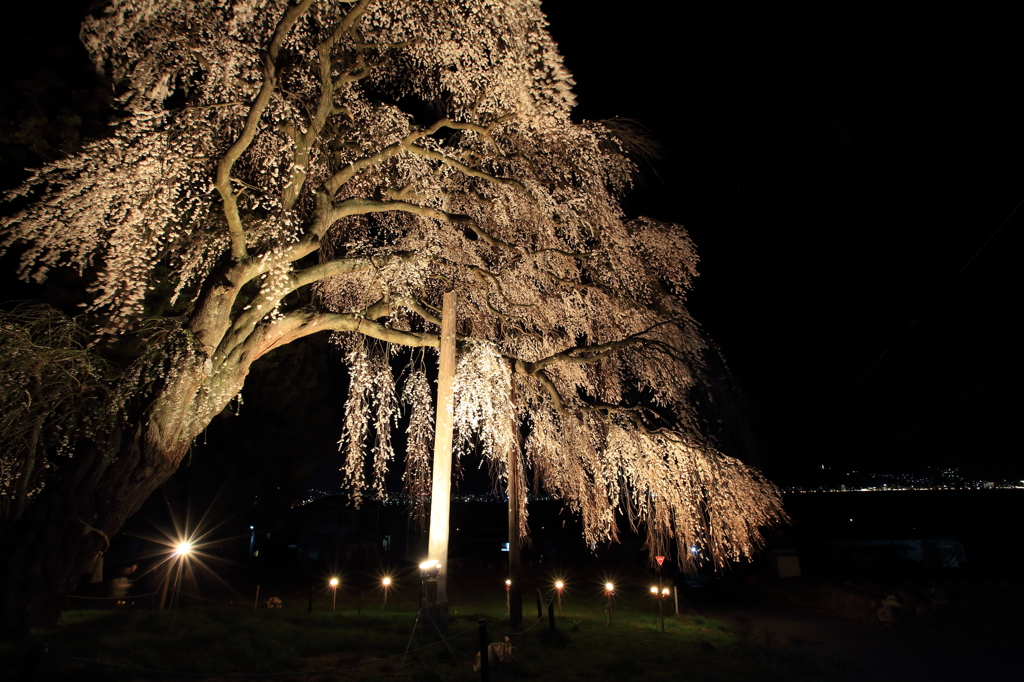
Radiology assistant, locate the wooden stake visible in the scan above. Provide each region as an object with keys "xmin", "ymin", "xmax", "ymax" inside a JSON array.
[{"xmin": 508, "ymin": 447, "xmax": 522, "ymax": 628}]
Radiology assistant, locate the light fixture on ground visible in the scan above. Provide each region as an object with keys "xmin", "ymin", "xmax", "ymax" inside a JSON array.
[
  {"xmin": 650, "ymin": 585, "xmax": 670, "ymax": 633},
  {"xmin": 329, "ymin": 577, "xmax": 339, "ymax": 610},
  {"xmin": 382, "ymin": 577, "xmax": 392, "ymax": 607},
  {"xmin": 159, "ymin": 537, "xmax": 194, "ymax": 610},
  {"xmin": 554, "ymin": 580, "xmax": 565, "ymax": 616},
  {"xmin": 425, "ymin": 291, "xmax": 457, "ymax": 626},
  {"xmin": 419, "ymin": 560, "xmax": 440, "ymax": 608}
]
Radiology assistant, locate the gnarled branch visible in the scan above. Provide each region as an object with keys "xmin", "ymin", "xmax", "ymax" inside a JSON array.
[{"xmin": 214, "ymin": 0, "xmax": 316, "ymax": 260}]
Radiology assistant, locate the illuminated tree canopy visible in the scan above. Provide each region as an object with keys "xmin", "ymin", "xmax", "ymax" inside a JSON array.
[{"xmin": 0, "ymin": 0, "xmax": 784, "ymax": 633}]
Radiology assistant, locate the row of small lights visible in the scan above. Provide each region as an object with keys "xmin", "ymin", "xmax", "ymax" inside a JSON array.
[
  {"xmin": 325, "ymin": 576, "xmax": 394, "ymax": 589},
  {"xmin": 173, "ymin": 544, "xmax": 671, "ymax": 607},
  {"xmin": 315, "ymin": 573, "xmax": 666, "ymax": 599}
]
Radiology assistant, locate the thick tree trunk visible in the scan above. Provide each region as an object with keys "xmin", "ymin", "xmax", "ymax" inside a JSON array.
[
  {"xmin": 0, "ymin": 422, "xmax": 183, "ymax": 637},
  {"xmin": 0, "ymin": 363, "xmax": 228, "ymax": 637}
]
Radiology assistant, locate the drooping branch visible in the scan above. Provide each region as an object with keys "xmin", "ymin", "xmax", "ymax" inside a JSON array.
[
  {"xmin": 393, "ymin": 295, "xmax": 442, "ymax": 326},
  {"xmin": 323, "ymin": 115, "xmax": 520, "ymax": 197},
  {"xmin": 240, "ymin": 307, "xmax": 439, "ymax": 364},
  {"xmin": 505, "ymin": 322, "xmax": 700, "ymax": 441},
  {"xmin": 404, "ymin": 138, "xmax": 527, "ymax": 193},
  {"xmin": 216, "ymin": 251, "xmax": 420, "ymax": 361},
  {"xmin": 291, "ymin": 251, "xmax": 419, "ymax": 291},
  {"xmin": 515, "ymin": 321, "xmax": 679, "ymax": 375},
  {"xmin": 328, "ymin": 197, "xmax": 525, "ymax": 253}
]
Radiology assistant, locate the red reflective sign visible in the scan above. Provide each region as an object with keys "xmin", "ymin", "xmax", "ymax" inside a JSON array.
[{"xmin": 655, "ymin": 556, "xmax": 665, "ymax": 566}]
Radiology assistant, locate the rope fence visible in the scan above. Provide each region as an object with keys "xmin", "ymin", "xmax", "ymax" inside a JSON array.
[
  {"xmin": 25, "ymin": 619, "xmax": 490, "ymax": 680},
  {"xmin": 66, "ymin": 591, "xmax": 158, "ymax": 601},
  {"xmin": 33, "ymin": 627, "xmax": 476, "ymax": 679},
  {"xmin": 23, "ymin": 597, "xmax": 560, "ymax": 681},
  {"xmin": 64, "ymin": 586, "xmax": 322, "ymax": 608}
]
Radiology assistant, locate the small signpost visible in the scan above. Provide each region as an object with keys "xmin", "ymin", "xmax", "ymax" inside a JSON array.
[{"xmin": 655, "ymin": 556, "xmax": 666, "ymax": 632}]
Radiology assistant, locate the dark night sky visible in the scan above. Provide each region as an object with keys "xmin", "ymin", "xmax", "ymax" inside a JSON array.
[
  {"xmin": 544, "ymin": 4, "xmax": 1022, "ymax": 482},
  {"xmin": 1, "ymin": 3, "xmax": 1020, "ymax": 489}
]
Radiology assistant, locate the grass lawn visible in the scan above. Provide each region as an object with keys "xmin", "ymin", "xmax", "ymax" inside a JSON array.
[{"xmin": 2, "ymin": 581, "xmax": 828, "ymax": 681}]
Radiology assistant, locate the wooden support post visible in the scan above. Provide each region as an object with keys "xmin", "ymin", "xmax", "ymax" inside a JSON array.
[
  {"xmin": 508, "ymin": 449, "xmax": 522, "ymax": 628},
  {"xmin": 427, "ymin": 290, "xmax": 457, "ymax": 625},
  {"xmin": 658, "ymin": 569, "xmax": 665, "ymax": 633},
  {"xmin": 659, "ymin": 590, "xmax": 665, "ymax": 633}
]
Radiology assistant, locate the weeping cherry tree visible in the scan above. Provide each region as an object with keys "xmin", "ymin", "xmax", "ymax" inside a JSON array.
[{"xmin": 0, "ymin": 0, "xmax": 785, "ymax": 635}]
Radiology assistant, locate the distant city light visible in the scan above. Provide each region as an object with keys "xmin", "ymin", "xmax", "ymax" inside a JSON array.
[
  {"xmin": 782, "ymin": 467, "xmax": 1022, "ymax": 493},
  {"xmin": 295, "ymin": 490, "xmax": 559, "ymax": 507}
]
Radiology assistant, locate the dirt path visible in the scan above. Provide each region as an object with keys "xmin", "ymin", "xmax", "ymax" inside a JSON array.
[{"xmin": 696, "ymin": 602, "xmax": 1022, "ymax": 681}]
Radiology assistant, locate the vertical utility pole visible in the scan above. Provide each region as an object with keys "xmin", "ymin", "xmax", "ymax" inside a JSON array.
[
  {"xmin": 508, "ymin": 448, "xmax": 523, "ymax": 628},
  {"xmin": 427, "ymin": 290, "xmax": 457, "ymax": 617}
]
